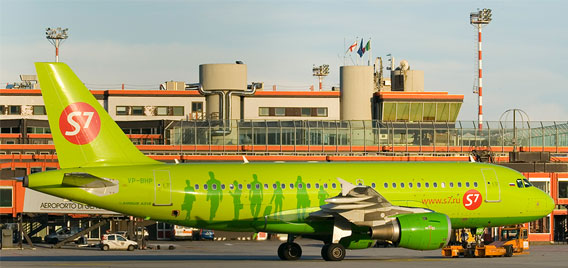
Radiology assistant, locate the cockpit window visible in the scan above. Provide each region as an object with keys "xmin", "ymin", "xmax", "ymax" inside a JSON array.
[
  {"xmin": 522, "ymin": 179, "xmax": 532, "ymax": 188},
  {"xmin": 516, "ymin": 179, "xmax": 524, "ymax": 188}
]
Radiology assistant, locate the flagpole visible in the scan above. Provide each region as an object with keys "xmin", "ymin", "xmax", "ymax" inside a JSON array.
[
  {"xmin": 343, "ymin": 37, "xmax": 346, "ymax": 66},
  {"xmin": 368, "ymin": 37, "xmax": 372, "ymax": 66}
]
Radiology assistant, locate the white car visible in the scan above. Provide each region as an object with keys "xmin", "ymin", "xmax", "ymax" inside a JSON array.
[{"xmin": 101, "ymin": 234, "xmax": 137, "ymax": 251}]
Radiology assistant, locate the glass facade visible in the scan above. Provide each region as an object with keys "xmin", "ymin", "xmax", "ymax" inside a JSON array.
[{"xmin": 165, "ymin": 120, "xmax": 568, "ymax": 150}]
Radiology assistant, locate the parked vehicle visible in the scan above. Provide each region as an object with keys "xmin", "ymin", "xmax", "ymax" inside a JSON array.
[
  {"xmin": 44, "ymin": 227, "xmax": 84, "ymax": 244},
  {"xmin": 172, "ymin": 225, "xmax": 196, "ymax": 240},
  {"xmin": 100, "ymin": 234, "xmax": 137, "ymax": 251},
  {"xmin": 199, "ymin": 229, "xmax": 214, "ymax": 241}
]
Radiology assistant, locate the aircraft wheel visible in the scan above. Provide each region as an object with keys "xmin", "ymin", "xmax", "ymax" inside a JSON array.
[
  {"xmin": 321, "ymin": 243, "xmax": 345, "ymax": 261},
  {"xmin": 277, "ymin": 242, "xmax": 302, "ymax": 260}
]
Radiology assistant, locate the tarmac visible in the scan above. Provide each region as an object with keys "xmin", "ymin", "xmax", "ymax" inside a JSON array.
[{"xmin": 1, "ymin": 240, "xmax": 567, "ymax": 268}]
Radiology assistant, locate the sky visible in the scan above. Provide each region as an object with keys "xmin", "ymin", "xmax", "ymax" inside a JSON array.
[{"xmin": 1, "ymin": 0, "xmax": 566, "ymax": 121}]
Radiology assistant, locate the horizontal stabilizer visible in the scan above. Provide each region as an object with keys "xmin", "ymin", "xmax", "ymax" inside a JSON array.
[{"xmin": 62, "ymin": 173, "xmax": 116, "ymax": 188}]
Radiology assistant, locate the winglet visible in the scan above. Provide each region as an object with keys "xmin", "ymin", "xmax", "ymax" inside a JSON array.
[
  {"xmin": 337, "ymin": 177, "xmax": 357, "ymax": 196},
  {"xmin": 242, "ymin": 155, "xmax": 249, "ymax": 164}
]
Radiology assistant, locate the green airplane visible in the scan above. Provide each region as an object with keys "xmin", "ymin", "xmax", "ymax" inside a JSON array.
[{"xmin": 24, "ymin": 63, "xmax": 554, "ymax": 261}]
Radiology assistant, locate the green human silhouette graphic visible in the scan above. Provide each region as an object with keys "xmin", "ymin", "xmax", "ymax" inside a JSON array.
[
  {"xmin": 269, "ymin": 181, "xmax": 285, "ymax": 219},
  {"xmin": 249, "ymin": 174, "xmax": 263, "ymax": 219},
  {"xmin": 206, "ymin": 171, "xmax": 222, "ymax": 221},
  {"xmin": 318, "ymin": 183, "xmax": 329, "ymax": 206},
  {"xmin": 296, "ymin": 176, "xmax": 310, "ymax": 220},
  {"xmin": 229, "ymin": 180, "xmax": 243, "ymax": 220},
  {"xmin": 181, "ymin": 180, "xmax": 196, "ymax": 221}
]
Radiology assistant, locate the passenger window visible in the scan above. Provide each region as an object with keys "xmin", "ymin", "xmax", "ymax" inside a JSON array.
[
  {"xmin": 324, "ymin": 183, "xmax": 328, "ymax": 189},
  {"xmin": 392, "ymin": 183, "xmax": 397, "ymax": 188},
  {"xmin": 212, "ymin": 184, "xmax": 217, "ymax": 190},
  {"xmin": 238, "ymin": 184, "xmax": 243, "ymax": 190},
  {"xmin": 441, "ymin": 182, "xmax": 445, "ymax": 188},
  {"xmin": 516, "ymin": 179, "xmax": 524, "ymax": 188},
  {"xmin": 457, "ymin": 182, "xmax": 462, "ymax": 188},
  {"xmin": 400, "ymin": 183, "xmax": 405, "ymax": 188},
  {"xmin": 433, "ymin": 182, "xmax": 438, "ymax": 188},
  {"xmin": 221, "ymin": 184, "xmax": 226, "ymax": 190},
  {"xmin": 195, "ymin": 184, "xmax": 199, "ymax": 190},
  {"xmin": 449, "ymin": 182, "xmax": 454, "ymax": 188},
  {"xmin": 425, "ymin": 182, "xmax": 429, "ymax": 188},
  {"xmin": 417, "ymin": 182, "xmax": 421, "ymax": 188},
  {"xmin": 229, "ymin": 184, "xmax": 234, "ymax": 190},
  {"xmin": 357, "ymin": 182, "xmax": 363, "ymax": 186},
  {"xmin": 332, "ymin": 183, "xmax": 337, "ymax": 189},
  {"xmin": 466, "ymin": 182, "xmax": 470, "ymax": 188},
  {"xmin": 384, "ymin": 182, "xmax": 388, "ymax": 188},
  {"xmin": 298, "ymin": 183, "xmax": 303, "ymax": 189},
  {"xmin": 255, "ymin": 183, "xmax": 260, "ymax": 190},
  {"xmin": 264, "ymin": 184, "xmax": 268, "ymax": 189},
  {"xmin": 290, "ymin": 183, "xmax": 294, "ymax": 189},
  {"xmin": 307, "ymin": 183, "xmax": 311, "ymax": 189},
  {"xmin": 204, "ymin": 184, "xmax": 208, "ymax": 190},
  {"xmin": 371, "ymin": 183, "xmax": 376, "ymax": 188},
  {"xmin": 281, "ymin": 183, "xmax": 286, "ymax": 189},
  {"xmin": 273, "ymin": 183, "xmax": 277, "ymax": 189},
  {"xmin": 473, "ymin": 182, "xmax": 478, "ymax": 188},
  {"xmin": 315, "ymin": 183, "xmax": 320, "ymax": 189},
  {"xmin": 523, "ymin": 179, "xmax": 532, "ymax": 188},
  {"xmin": 409, "ymin": 182, "xmax": 413, "ymax": 188},
  {"xmin": 247, "ymin": 184, "xmax": 251, "ymax": 190}
]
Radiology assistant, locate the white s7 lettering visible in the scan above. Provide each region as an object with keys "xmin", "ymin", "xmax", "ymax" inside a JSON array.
[{"xmin": 65, "ymin": 112, "xmax": 94, "ymax": 136}]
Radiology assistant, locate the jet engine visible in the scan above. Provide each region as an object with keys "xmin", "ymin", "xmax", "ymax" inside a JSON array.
[{"xmin": 370, "ymin": 212, "xmax": 451, "ymax": 250}]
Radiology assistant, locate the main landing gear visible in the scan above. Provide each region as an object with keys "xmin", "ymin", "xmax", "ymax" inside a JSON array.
[
  {"xmin": 277, "ymin": 235, "xmax": 347, "ymax": 261},
  {"xmin": 277, "ymin": 235, "xmax": 302, "ymax": 260},
  {"xmin": 321, "ymin": 243, "xmax": 346, "ymax": 261}
]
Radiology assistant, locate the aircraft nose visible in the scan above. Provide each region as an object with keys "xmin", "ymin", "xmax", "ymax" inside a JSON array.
[{"xmin": 544, "ymin": 193, "xmax": 555, "ymax": 214}]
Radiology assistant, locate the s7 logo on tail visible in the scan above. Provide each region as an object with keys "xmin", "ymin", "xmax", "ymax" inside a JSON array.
[{"xmin": 59, "ymin": 102, "xmax": 101, "ymax": 145}]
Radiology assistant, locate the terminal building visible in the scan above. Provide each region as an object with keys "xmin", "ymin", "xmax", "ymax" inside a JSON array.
[{"xmin": 1, "ymin": 60, "xmax": 567, "ymax": 245}]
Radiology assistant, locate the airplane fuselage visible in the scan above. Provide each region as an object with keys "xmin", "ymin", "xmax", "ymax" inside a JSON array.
[{"xmin": 29, "ymin": 161, "xmax": 553, "ymax": 234}]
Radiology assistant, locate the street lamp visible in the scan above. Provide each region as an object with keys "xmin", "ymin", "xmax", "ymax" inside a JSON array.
[
  {"xmin": 45, "ymin": 27, "xmax": 69, "ymax": 62},
  {"xmin": 470, "ymin": 9, "xmax": 492, "ymax": 130}
]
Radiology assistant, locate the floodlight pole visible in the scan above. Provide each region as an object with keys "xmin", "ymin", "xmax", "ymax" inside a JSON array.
[
  {"xmin": 470, "ymin": 9, "xmax": 491, "ymax": 130},
  {"xmin": 45, "ymin": 27, "xmax": 69, "ymax": 62}
]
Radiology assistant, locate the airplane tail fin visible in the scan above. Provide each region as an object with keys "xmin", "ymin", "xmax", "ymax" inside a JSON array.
[{"xmin": 35, "ymin": 62, "xmax": 160, "ymax": 168}]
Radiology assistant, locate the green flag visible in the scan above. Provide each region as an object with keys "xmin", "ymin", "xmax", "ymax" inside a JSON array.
[{"xmin": 365, "ymin": 40, "xmax": 371, "ymax": 52}]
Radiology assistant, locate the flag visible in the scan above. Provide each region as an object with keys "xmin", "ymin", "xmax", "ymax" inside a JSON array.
[
  {"xmin": 365, "ymin": 40, "xmax": 371, "ymax": 52},
  {"xmin": 346, "ymin": 40, "xmax": 358, "ymax": 53},
  {"xmin": 357, "ymin": 38, "xmax": 364, "ymax": 57}
]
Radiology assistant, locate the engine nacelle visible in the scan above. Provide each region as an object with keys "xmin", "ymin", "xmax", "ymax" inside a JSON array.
[{"xmin": 370, "ymin": 212, "xmax": 451, "ymax": 250}]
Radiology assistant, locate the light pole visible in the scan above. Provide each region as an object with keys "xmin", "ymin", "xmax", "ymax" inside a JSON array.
[
  {"xmin": 470, "ymin": 9, "xmax": 492, "ymax": 130},
  {"xmin": 312, "ymin": 64, "xmax": 329, "ymax": 91},
  {"xmin": 45, "ymin": 27, "xmax": 69, "ymax": 62}
]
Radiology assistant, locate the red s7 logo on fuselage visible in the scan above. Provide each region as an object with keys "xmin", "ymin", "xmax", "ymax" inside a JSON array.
[
  {"xmin": 59, "ymin": 102, "xmax": 101, "ymax": 145},
  {"xmin": 463, "ymin": 189, "xmax": 482, "ymax": 210}
]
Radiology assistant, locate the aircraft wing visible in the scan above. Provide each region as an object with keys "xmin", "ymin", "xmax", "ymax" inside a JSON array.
[{"xmin": 310, "ymin": 178, "xmax": 430, "ymax": 227}]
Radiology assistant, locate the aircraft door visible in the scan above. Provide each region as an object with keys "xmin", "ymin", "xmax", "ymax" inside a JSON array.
[
  {"xmin": 481, "ymin": 168, "xmax": 501, "ymax": 202},
  {"xmin": 153, "ymin": 170, "xmax": 172, "ymax": 206}
]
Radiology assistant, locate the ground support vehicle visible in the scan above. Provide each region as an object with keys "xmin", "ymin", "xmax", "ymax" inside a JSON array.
[{"xmin": 442, "ymin": 226, "xmax": 529, "ymax": 258}]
